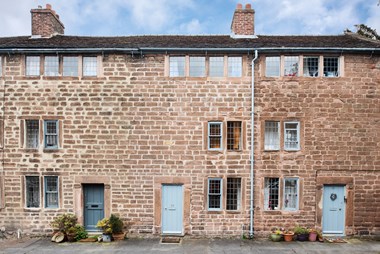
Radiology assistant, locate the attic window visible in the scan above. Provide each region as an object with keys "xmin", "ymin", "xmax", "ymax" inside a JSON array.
[
  {"xmin": 169, "ymin": 56, "xmax": 185, "ymax": 77},
  {"xmin": 63, "ymin": 56, "xmax": 79, "ymax": 77},
  {"xmin": 26, "ymin": 56, "xmax": 40, "ymax": 76},
  {"xmin": 189, "ymin": 57, "xmax": 205, "ymax": 77},
  {"xmin": 44, "ymin": 56, "xmax": 59, "ymax": 76},
  {"xmin": 265, "ymin": 56, "xmax": 280, "ymax": 77}
]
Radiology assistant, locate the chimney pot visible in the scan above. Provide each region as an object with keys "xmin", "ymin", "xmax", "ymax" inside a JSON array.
[
  {"xmin": 46, "ymin": 4, "xmax": 52, "ymax": 9},
  {"xmin": 236, "ymin": 3, "xmax": 243, "ymax": 9},
  {"xmin": 245, "ymin": 3, "xmax": 251, "ymax": 9}
]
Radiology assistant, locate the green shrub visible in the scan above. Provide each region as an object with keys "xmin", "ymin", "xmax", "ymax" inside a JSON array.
[
  {"xmin": 51, "ymin": 214, "xmax": 78, "ymax": 234},
  {"xmin": 74, "ymin": 224, "xmax": 88, "ymax": 241},
  {"xmin": 293, "ymin": 225, "xmax": 309, "ymax": 235},
  {"xmin": 109, "ymin": 214, "xmax": 124, "ymax": 234}
]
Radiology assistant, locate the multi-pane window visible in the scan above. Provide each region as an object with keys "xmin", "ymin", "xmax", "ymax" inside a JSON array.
[
  {"xmin": 44, "ymin": 120, "xmax": 59, "ymax": 149},
  {"xmin": 26, "ymin": 56, "xmax": 40, "ymax": 76},
  {"xmin": 265, "ymin": 56, "xmax": 280, "ymax": 77},
  {"xmin": 169, "ymin": 56, "xmax": 185, "ymax": 77},
  {"xmin": 284, "ymin": 121, "xmax": 300, "ymax": 150},
  {"xmin": 226, "ymin": 178, "xmax": 241, "ymax": 210},
  {"xmin": 303, "ymin": 56, "xmax": 319, "ymax": 77},
  {"xmin": 26, "ymin": 176, "xmax": 40, "ymax": 208},
  {"xmin": 45, "ymin": 176, "xmax": 58, "ymax": 208},
  {"xmin": 63, "ymin": 56, "xmax": 79, "ymax": 76},
  {"xmin": 264, "ymin": 178, "xmax": 279, "ymax": 210},
  {"xmin": 44, "ymin": 56, "xmax": 59, "ymax": 76},
  {"xmin": 227, "ymin": 121, "xmax": 242, "ymax": 151},
  {"xmin": 26, "ymin": 120, "xmax": 39, "ymax": 148},
  {"xmin": 284, "ymin": 56, "xmax": 298, "ymax": 76},
  {"xmin": 228, "ymin": 57, "xmax": 242, "ymax": 77},
  {"xmin": 208, "ymin": 122, "xmax": 222, "ymax": 150},
  {"xmin": 208, "ymin": 178, "xmax": 222, "ymax": 210},
  {"xmin": 209, "ymin": 57, "xmax": 224, "ymax": 77},
  {"xmin": 284, "ymin": 178, "xmax": 299, "ymax": 210},
  {"xmin": 323, "ymin": 57, "xmax": 339, "ymax": 77},
  {"xmin": 264, "ymin": 121, "xmax": 280, "ymax": 150},
  {"xmin": 189, "ymin": 57, "xmax": 205, "ymax": 77},
  {"xmin": 83, "ymin": 56, "xmax": 97, "ymax": 76}
]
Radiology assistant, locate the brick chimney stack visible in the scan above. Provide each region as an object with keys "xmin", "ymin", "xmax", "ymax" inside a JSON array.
[
  {"xmin": 230, "ymin": 3, "xmax": 255, "ymax": 37},
  {"xmin": 31, "ymin": 4, "xmax": 64, "ymax": 37}
]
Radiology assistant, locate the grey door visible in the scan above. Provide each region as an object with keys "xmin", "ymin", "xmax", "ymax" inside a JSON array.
[
  {"xmin": 83, "ymin": 184, "xmax": 104, "ymax": 231},
  {"xmin": 162, "ymin": 185, "xmax": 183, "ymax": 234},
  {"xmin": 322, "ymin": 185, "xmax": 346, "ymax": 235}
]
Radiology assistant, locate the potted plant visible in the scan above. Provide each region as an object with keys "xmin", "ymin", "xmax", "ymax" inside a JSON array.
[
  {"xmin": 109, "ymin": 214, "xmax": 125, "ymax": 240},
  {"xmin": 66, "ymin": 226, "xmax": 77, "ymax": 242},
  {"xmin": 270, "ymin": 227, "xmax": 283, "ymax": 242},
  {"xmin": 283, "ymin": 229, "xmax": 295, "ymax": 242},
  {"xmin": 96, "ymin": 217, "xmax": 113, "ymax": 242},
  {"xmin": 73, "ymin": 224, "xmax": 88, "ymax": 241},
  {"xmin": 308, "ymin": 228, "xmax": 318, "ymax": 242},
  {"xmin": 294, "ymin": 226, "xmax": 309, "ymax": 241},
  {"xmin": 50, "ymin": 213, "xmax": 78, "ymax": 242}
]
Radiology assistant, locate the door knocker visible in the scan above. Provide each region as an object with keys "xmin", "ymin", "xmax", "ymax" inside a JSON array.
[{"xmin": 330, "ymin": 193, "xmax": 337, "ymax": 201}]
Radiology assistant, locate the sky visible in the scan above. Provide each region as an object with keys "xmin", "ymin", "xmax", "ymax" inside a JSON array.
[{"xmin": 0, "ymin": 0, "xmax": 379, "ymax": 37}]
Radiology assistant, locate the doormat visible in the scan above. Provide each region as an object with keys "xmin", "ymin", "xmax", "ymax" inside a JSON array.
[
  {"xmin": 160, "ymin": 237, "xmax": 182, "ymax": 244},
  {"xmin": 325, "ymin": 238, "xmax": 347, "ymax": 243}
]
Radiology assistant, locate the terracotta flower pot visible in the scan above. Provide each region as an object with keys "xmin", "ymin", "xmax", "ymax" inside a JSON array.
[
  {"xmin": 283, "ymin": 233, "xmax": 294, "ymax": 242},
  {"xmin": 112, "ymin": 232, "xmax": 126, "ymax": 241},
  {"xmin": 309, "ymin": 232, "xmax": 318, "ymax": 242}
]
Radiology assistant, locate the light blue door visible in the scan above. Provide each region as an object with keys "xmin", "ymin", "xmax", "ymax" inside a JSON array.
[
  {"xmin": 84, "ymin": 184, "xmax": 104, "ymax": 231},
  {"xmin": 322, "ymin": 185, "xmax": 345, "ymax": 235},
  {"xmin": 162, "ymin": 185, "xmax": 183, "ymax": 234}
]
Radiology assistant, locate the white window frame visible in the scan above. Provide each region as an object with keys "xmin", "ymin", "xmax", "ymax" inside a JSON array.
[
  {"xmin": 264, "ymin": 121, "xmax": 280, "ymax": 151},
  {"xmin": 283, "ymin": 178, "xmax": 299, "ymax": 211},
  {"xmin": 44, "ymin": 176, "xmax": 59, "ymax": 209},
  {"xmin": 208, "ymin": 178, "xmax": 223, "ymax": 211},
  {"xmin": 208, "ymin": 122, "xmax": 223, "ymax": 151},
  {"xmin": 44, "ymin": 120, "xmax": 59, "ymax": 149},
  {"xmin": 25, "ymin": 176, "xmax": 40, "ymax": 208},
  {"xmin": 284, "ymin": 121, "xmax": 300, "ymax": 151}
]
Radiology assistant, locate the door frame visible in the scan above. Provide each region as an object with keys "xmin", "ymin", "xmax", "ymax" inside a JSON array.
[
  {"xmin": 73, "ymin": 175, "xmax": 111, "ymax": 227},
  {"xmin": 316, "ymin": 176, "xmax": 354, "ymax": 236},
  {"xmin": 161, "ymin": 184, "xmax": 184, "ymax": 235},
  {"xmin": 153, "ymin": 176, "xmax": 191, "ymax": 236},
  {"xmin": 322, "ymin": 185, "xmax": 346, "ymax": 235}
]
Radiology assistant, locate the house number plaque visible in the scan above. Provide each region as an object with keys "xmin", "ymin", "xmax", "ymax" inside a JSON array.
[{"xmin": 330, "ymin": 193, "xmax": 337, "ymax": 201}]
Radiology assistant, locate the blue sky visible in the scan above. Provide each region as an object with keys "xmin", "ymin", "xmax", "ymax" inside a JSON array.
[{"xmin": 0, "ymin": 0, "xmax": 379, "ymax": 36}]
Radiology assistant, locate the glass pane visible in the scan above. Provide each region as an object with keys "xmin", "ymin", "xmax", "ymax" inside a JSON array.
[
  {"xmin": 189, "ymin": 57, "xmax": 205, "ymax": 77},
  {"xmin": 227, "ymin": 178, "xmax": 241, "ymax": 210},
  {"xmin": 209, "ymin": 57, "xmax": 224, "ymax": 77},
  {"xmin": 284, "ymin": 179, "xmax": 298, "ymax": 209},
  {"xmin": 26, "ymin": 56, "xmax": 40, "ymax": 76},
  {"xmin": 265, "ymin": 56, "xmax": 280, "ymax": 77},
  {"xmin": 26, "ymin": 120, "xmax": 39, "ymax": 148},
  {"xmin": 264, "ymin": 178, "xmax": 279, "ymax": 210},
  {"xmin": 303, "ymin": 56, "xmax": 319, "ymax": 77},
  {"xmin": 227, "ymin": 121, "xmax": 241, "ymax": 150},
  {"xmin": 228, "ymin": 57, "xmax": 242, "ymax": 77},
  {"xmin": 284, "ymin": 56, "xmax": 298, "ymax": 76},
  {"xmin": 208, "ymin": 179, "xmax": 221, "ymax": 209},
  {"xmin": 44, "ymin": 56, "xmax": 59, "ymax": 76},
  {"xmin": 169, "ymin": 57, "xmax": 185, "ymax": 77},
  {"xmin": 209, "ymin": 123, "xmax": 222, "ymax": 149},
  {"xmin": 324, "ymin": 57, "xmax": 339, "ymax": 77},
  {"xmin": 45, "ymin": 176, "xmax": 58, "ymax": 208},
  {"xmin": 63, "ymin": 56, "xmax": 78, "ymax": 76},
  {"xmin": 284, "ymin": 122, "xmax": 299, "ymax": 150},
  {"xmin": 26, "ymin": 176, "xmax": 39, "ymax": 208},
  {"xmin": 83, "ymin": 57, "xmax": 97, "ymax": 76},
  {"xmin": 45, "ymin": 121, "xmax": 58, "ymax": 148},
  {"xmin": 264, "ymin": 121, "xmax": 279, "ymax": 150}
]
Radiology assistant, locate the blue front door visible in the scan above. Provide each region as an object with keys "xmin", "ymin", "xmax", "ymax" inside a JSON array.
[
  {"xmin": 322, "ymin": 185, "xmax": 345, "ymax": 235},
  {"xmin": 84, "ymin": 184, "xmax": 104, "ymax": 231},
  {"xmin": 162, "ymin": 185, "xmax": 183, "ymax": 234}
]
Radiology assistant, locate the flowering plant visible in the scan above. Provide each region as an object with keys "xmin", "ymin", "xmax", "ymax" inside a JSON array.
[{"xmin": 271, "ymin": 227, "xmax": 284, "ymax": 235}]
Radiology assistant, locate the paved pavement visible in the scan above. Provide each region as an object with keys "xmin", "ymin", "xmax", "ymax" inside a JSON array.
[{"xmin": 1, "ymin": 237, "xmax": 379, "ymax": 254}]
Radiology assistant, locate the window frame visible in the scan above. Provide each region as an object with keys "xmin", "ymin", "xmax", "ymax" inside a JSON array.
[
  {"xmin": 264, "ymin": 177, "xmax": 280, "ymax": 211},
  {"xmin": 83, "ymin": 56, "xmax": 98, "ymax": 77},
  {"xmin": 44, "ymin": 120, "xmax": 59, "ymax": 149},
  {"xmin": 189, "ymin": 56, "xmax": 205, "ymax": 77},
  {"xmin": 283, "ymin": 177, "xmax": 299, "ymax": 211},
  {"xmin": 25, "ymin": 56, "xmax": 41, "ymax": 76},
  {"xmin": 208, "ymin": 122, "xmax": 223, "ymax": 151},
  {"xmin": 207, "ymin": 178, "xmax": 223, "ymax": 211},
  {"xmin": 25, "ymin": 120, "xmax": 39, "ymax": 149},
  {"xmin": 227, "ymin": 56, "xmax": 242, "ymax": 77},
  {"xmin": 44, "ymin": 176, "xmax": 59, "ymax": 209},
  {"xmin": 25, "ymin": 176, "xmax": 40, "ymax": 208},
  {"xmin": 227, "ymin": 121, "xmax": 242, "ymax": 151},
  {"xmin": 169, "ymin": 56, "xmax": 186, "ymax": 77},
  {"xmin": 284, "ymin": 121, "xmax": 300, "ymax": 151},
  {"xmin": 226, "ymin": 178, "xmax": 242, "ymax": 211},
  {"xmin": 62, "ymin": 56, "xmax": 79, "ymax": 77},
  {"xmin": 264, "ymin": 121, "xmax": 280, "ymax": 151},
  {"xmin": 44, "ymin": 56, "xmax": 59, "ymax": 76}
]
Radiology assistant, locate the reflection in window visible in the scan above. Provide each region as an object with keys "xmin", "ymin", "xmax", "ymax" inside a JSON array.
[
  {"xmin": 44, "ymin": 56, "xmax": 59, "ymax": 76},
  {"xmin": 26, "ymin": 56, "xmax": 40, "ymax": 76},
  {"xmin": 169, "ymin": 57, "xmax": 185, "ymax": 77},
  {"xmin": 264, "ymin": 178, "xmax": 279, "ymax": 210},
  {"xmin": 265, "ymin": 56, "xmax": 280, "ymax": 77},
  {"xmin": 189, "ymin": 57, "xmax": 205, "ymax": 77},
  {"xmin": 209, "ymin": 57, "xmax": 224, "ymax": 77},
  {"xmin": 63, "ymin": 56, "xmax": 78, "ymax": 76},
  {"xmin": 284, "ymin": 56, "xmax": 298, "ymax": 76},
  {"xmin": 228, "ymin": 57, "xmax": 242, "ymax": 77},
  {"xmin": 83, "ymin": 57, "xmax": 97, "ymax": 76}
]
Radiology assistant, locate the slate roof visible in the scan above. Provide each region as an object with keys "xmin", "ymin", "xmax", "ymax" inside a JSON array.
[{"xmin": 0, "ymin": 34, "xmax": 379, "ymax": 53}]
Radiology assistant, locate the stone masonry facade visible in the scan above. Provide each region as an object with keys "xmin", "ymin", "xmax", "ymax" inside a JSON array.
[{"xmin": 0, "ymin": 4, "xmax": 379, "ymax": 238}]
